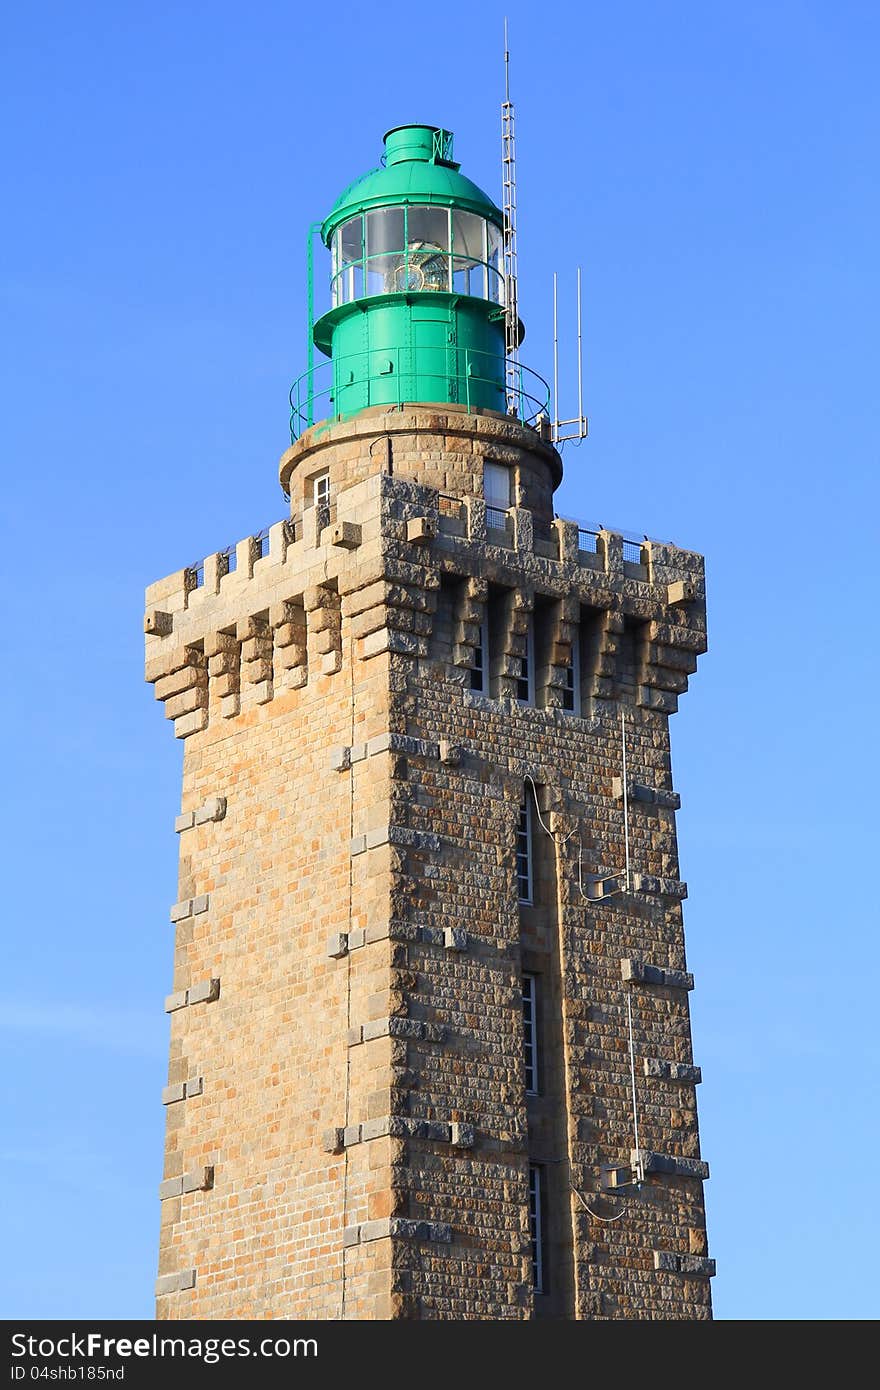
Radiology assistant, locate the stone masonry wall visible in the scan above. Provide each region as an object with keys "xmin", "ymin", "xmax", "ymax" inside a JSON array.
[{"xmin": 146, "ymin": 407, "xmax": 711, "ymax": 1319}]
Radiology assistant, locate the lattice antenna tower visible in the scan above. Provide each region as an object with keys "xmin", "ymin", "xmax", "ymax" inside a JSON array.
[{"xmin": 501, "ymin": 17, "xmax": 520, "ymax": 414}]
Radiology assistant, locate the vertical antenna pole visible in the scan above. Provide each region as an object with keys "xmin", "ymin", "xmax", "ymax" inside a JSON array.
[
  {"xmin": 621, "ymin": 707, "xmax": 630, "ymax": 892},
  {"xmin": 552, "ymin": 271, "xmax": 559, "ymax": 432},
  {"xmin": 576, "ymin": 264, "xmax": 584, "ymax": 428},
  {"xmin": 501, "ymin": 17, "xmax": 520, "ymax": 416},
  {"xmin": 504, "ymin": 15, "xmax": 510, "ymax": 100},
  {"xmin": 306, "ymin": 222, "xmax": 319, "ymax": 429}
]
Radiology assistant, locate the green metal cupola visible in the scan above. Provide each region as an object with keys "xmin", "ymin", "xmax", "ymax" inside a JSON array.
[{"xmin": 291, "ymin": 124, "xmax": 546, "ymax": 437}]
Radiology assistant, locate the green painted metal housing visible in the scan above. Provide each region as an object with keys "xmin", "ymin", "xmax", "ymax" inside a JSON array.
[{"xmin": 291, "ymin": 125, "xmax": 541, "ymax": 436}]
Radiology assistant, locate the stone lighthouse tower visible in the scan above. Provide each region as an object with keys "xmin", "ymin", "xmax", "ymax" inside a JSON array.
[{"xmin": 145, "ymin": 123, "xmax": 713, "ymax": 1320}]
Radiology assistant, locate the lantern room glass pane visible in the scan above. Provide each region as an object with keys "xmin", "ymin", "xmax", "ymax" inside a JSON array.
[
  {"xmin": 487, "ymin": 222, "xmax": 504, "ymax": 304},
  {"xmin": 406, "ymin": 206, "xmax": 450, "ymax": 292},
  {"xmin": 451, "ymin": 210, "xmax": 486, "ymax": 299},
  {"xmin": 364, "ymin": 207, "xmax": 406, "ymax": 295},
  {"xmin": 339, "ymin": 217, "xmax": 363, "ymax": 265},
  {"xmin": 451, "ymin": 210, "xmax": 483, "ymax": 260},
  {"xmin": 366, "ymin": 206, "xmax": 404, "ymax": 257},
  {"xmin": 331, "ymin": 231, "xmax": 340, "ymax": 306},
  {"xmin": 334, "ymin": 216, "xmax": 365, "ymax": 305},
  {"xmin": 407, "ymin": 205, "xmax": 449, "ymax": 252}
]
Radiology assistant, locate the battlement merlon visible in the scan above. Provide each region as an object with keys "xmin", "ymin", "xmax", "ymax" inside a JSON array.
[{"xmin": 144, "ymin": 456, "xmax": 706, "ymax": 740}]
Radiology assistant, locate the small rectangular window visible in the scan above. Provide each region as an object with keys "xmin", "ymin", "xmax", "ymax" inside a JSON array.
[
  {"xmin": 517, "ymin": 615, "xmax": 535, "ymax": 705},
  {"xmin": 562, "ymin": 626, "xmax": 581, "ymax": 714},
  {"xmin": 470, "ymin": 619, "xmax": 489, "ymax": 693},
  {"xmin": 313, "ymin": 473, "xmax": 330, "ymax": 507},
  {"xmin": 483, "ymin": 461, "xmax": 511, "ymax": 510},
  {"xmin": 529, "ymin": 1165, "xmax": 546, "ymax": 1293},
  {"xmin": 517, "ymin": 793, "xmax": 533, "ymax": 904},
  {"xmin": 522, "ymin": 973, "xmax": 539, "ymax": 1094}
]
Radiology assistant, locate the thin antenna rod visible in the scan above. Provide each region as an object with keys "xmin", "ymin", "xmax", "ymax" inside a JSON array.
[
  {"xmin": 501, "ymin": 16, "xmax": 520, "ymax": 415},
  {"xmin": 576, "ymin": 265, "xmax": 584, "ymax": 427},
  {"xmin": 504, "ymin": 15, "xmax": 510, "ymax": 101},
  {"xmin": 549, "ymin": 269, "xmax": 589, "ymax": 444},
  {"xmin": 553, "ymin": 271, "xmax": 559, "ymax": 429}
]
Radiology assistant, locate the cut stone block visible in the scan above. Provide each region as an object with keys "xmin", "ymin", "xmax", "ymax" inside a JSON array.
[
  {"xmin": 362, "ymin": 1017, "xmax": 391, "ymax": 1042},
  {"xmin": 450, "ymin": 1123, "xmax": 475, "ymax": 1149},
  {"xmin": 331, "ymin": 521, "xmax": 362, "ymax": 549},
  {"xmin": 361, "ymin": 1116, "xmax": 391, "ymax": 1142},
  {"xmin": 600, "ymin": 1166, "xmax": 634, "ymax": 1191},
  {"xmin": 145, "ymin": 610, "xmax": 174, "ymax": 637},
  {"xmin": 621, "ymin": 959, "xmax": 694, "ymax": 991},
  {"xmin": 182, "ymin": 1165, "xmax": 214, "ymax": 1193},
  {"xmin": 644, "ymin": 1058, "xmax": 702, "ymax": 1084},
  {"xmin": 194, "ymin": 796, "xmax": 227, "ymax": 825},
  {"xmin": 155, "ymin": 1269, "xmax": 196, "ymax": 1296},
  {"xmin": 359, "ymin": 1218, "xmax": 392, "ymax": 1244},
  {"xmin": 322, "ymin": 1128, "xmax": 344, "ymax": 1155},
  {"xmin": 174, "ymin": 709, "xmax": 208, "ymax": 740},
  {"xmin": 634, "ymin": 1150, "xmax": 709, "ymax": 1180},
  {"xmin": 187, "ymin": 977, "xmax": 220, "ymax": 1006},
  {"xmin": 406, "ymin": 517, "xmax": 436, "ymax": 544},
  {"xmin": 667, "ymin": 580, "xmax": 696, "ymax": 606},
  {"xmin": 654, "ymin": 1251, "xmax": 715, "ymax": 1277}
]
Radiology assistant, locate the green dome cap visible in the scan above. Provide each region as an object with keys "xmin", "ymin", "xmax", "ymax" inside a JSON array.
[{"xmin": 321, "ymin": 125, "xmax": 501, "ymax": 245}]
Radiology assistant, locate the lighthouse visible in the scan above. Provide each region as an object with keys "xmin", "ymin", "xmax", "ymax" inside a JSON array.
[{"xmin": 145, "ymin": 121, "xmax": 713, "ymax": 1320}]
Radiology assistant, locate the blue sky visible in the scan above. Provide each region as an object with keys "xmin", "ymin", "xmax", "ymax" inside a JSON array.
[{"xmin": 1, "ymin": 0, "xmax": 878, "ymax": 1320}]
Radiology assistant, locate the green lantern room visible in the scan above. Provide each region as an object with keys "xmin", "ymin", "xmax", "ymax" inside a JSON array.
[{"xmin": 291, "ymin": 124, "xmax": 548, "ymax": 437}]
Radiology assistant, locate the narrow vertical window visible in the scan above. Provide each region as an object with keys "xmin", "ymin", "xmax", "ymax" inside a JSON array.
[
  {"xmin": 470, "ymin": 619, "xmax": 489, "ymax": 693},
  {"xmin": 517, "ymin": 793, "xmax": 533, "ymax": 904},
  {"xmin": 484, "ymin": 461, "xmax": 511, "ymax": 534},
  {"xmin": 517, "ymin": 615, "xmax": 535, "ymax": 705},
  {"xmin": 522, "ymin": 973, "xmax": 539, "ymax": 1094},
  {"xmin": 313, "ymin": 473, "xmax": 330, "ymax": 508},
  {"xmin": 529, "ymin": 1165, "xmax": 545, "ymax": 1293},
  {"xmin": 562, "ymin": 626, "xmax": 581, "ymax": 714}
]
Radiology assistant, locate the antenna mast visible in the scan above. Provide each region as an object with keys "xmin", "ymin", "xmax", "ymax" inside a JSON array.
[
  {"xmin": 551, "ymin": 267, "xmax": 589, "ymax": 443},
  {"xmin": 501, "ymin": 18, "xmax": 520, "ymax": 416}
]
